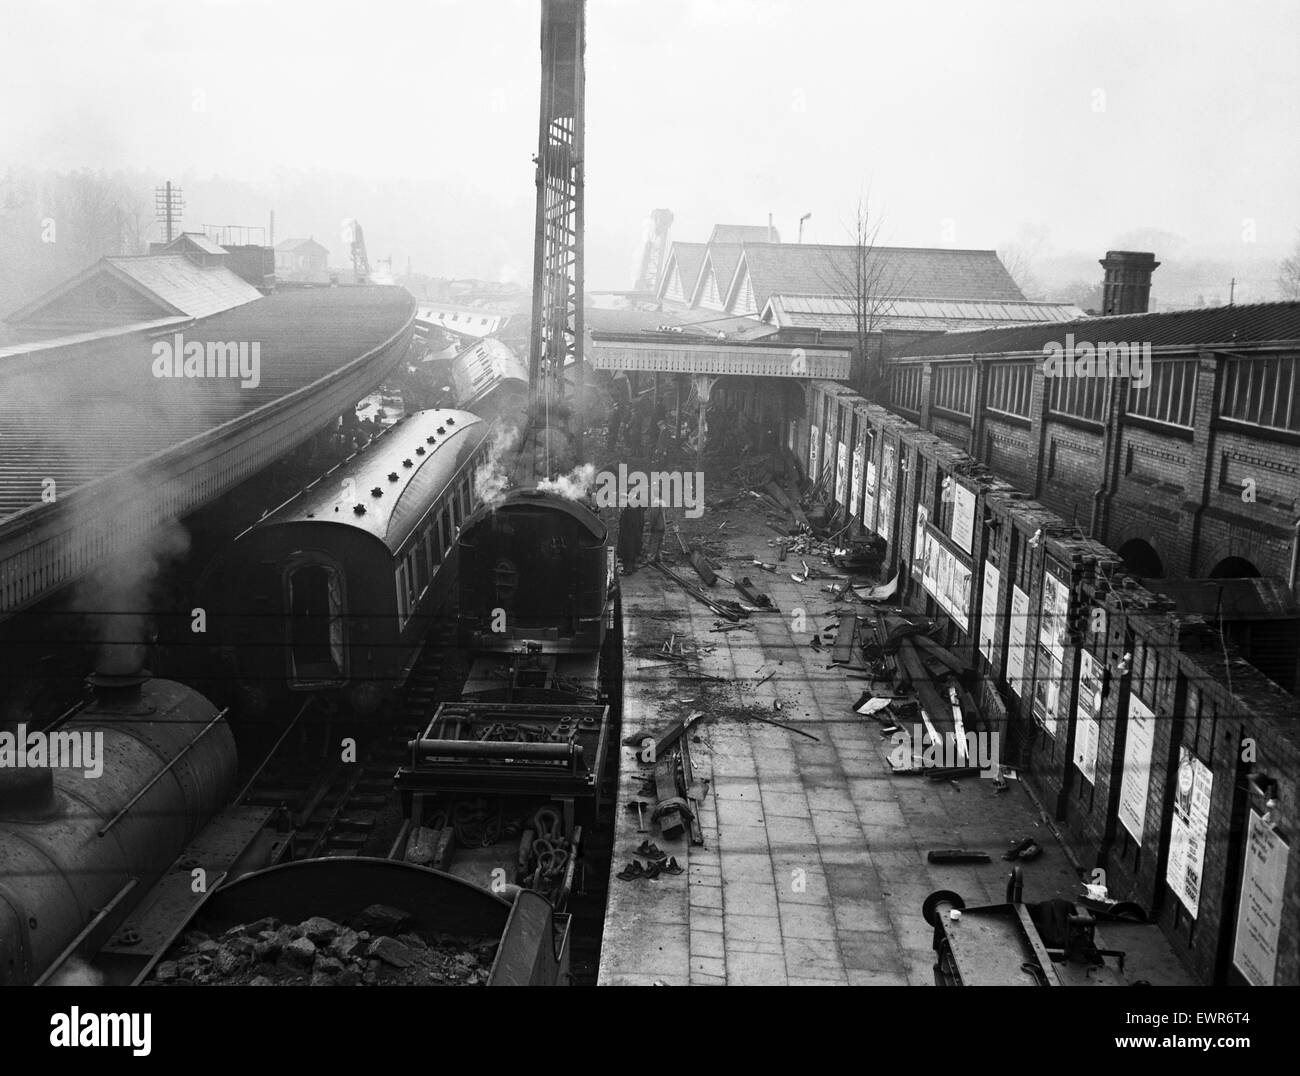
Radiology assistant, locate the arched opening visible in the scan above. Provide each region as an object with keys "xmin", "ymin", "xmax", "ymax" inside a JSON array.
[
  {"xmin": 1209, "ymin": 556, "xmax": 1261, "ymax": 579},
  {"xmin": 1118, "ymin": 538, "xmax": 1164, "ymax": 580}
]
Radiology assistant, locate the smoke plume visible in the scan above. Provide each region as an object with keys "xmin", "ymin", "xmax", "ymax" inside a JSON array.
[{"xmin": 537, "ymin": 462, "xmax": 596, "ymax": 501}]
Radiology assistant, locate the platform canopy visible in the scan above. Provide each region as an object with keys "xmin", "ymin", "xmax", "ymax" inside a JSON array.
[{"xmin": 590, "ymin": 332, "xmax": 851, "ymax": 379}]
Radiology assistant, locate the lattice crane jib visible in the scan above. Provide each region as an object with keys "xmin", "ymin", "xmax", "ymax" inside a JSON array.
[{"xmin": 527, "ymin": 0, "xmax": 585, "ymax": 475}]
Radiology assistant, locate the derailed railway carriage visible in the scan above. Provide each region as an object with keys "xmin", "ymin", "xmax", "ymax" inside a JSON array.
[{"xmin": 210, "ymin": 408, "xmax": 491, "ymax": 718}]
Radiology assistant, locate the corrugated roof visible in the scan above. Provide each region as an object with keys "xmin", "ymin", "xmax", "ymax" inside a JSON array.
[
  {"xmin": 710, "ymin": 224, "xmax": 780, "ymax": 245},
  {"xmin": 585, "ymin": 306, "xmax": 777, "ymax": 341},
  {"xmin": 764, "ymin": 294, "xmax": 1084, "ymax": 332},
  {"xmin": 888, "ymin": 300, "xmax": 1300, "ymax": 359},
  {"xmin": 729, "ymin": 245, "xmax": 1025, "ymax": 316},
  {"xmin": 107, "ymin": 256, "xmax": 263, "ymax": 319}
]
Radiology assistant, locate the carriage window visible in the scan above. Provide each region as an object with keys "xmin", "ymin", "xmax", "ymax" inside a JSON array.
[
  {"xmin": 425, "ymin": 523, "xmax": 440, "ymax": 572},
  {"xmin": 430, "ymin": 519, "xmax": 444, "ymax": 566},
  {"xmin": 413, "ymin": 541, "xmax": 428, "ymax": 596},
  {"xmin": 442, "ymin": 506, "xmax": 454, "ymax": 555},
  {"xmin": 460, "ymin": 480, "xmax": 471, "ymax": 518},
  {"xmin": 396, "ymin": 561, "xmax": 409, "ymax": 624},
  {"xmin": 287, "ymin": 562, "xmax": 344, "ymax": 683}
]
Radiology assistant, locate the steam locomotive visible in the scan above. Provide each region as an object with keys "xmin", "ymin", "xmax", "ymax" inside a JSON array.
[{"xmin": 204, "ymin": 408, "xmax": 492, "ymax": 719}]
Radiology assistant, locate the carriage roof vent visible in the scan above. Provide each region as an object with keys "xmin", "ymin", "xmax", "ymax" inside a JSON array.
[
  {"xmin": 416, "ymin": 446, "xmax": 426, "ymax": 455},
  {"xmin": 387, "ymin": 472, "xmax": 399, "ymax": 481},
  {"xmin": 402, "ymin": 459, "xmax": 413, "ymax": 468},
  {"xmin": 426, "ymin": 435, "xmax": 436, "ymax": 444},
  {"xmin": 354, "ymin": 504, "xmax": 367, "ymax": 514},
  {"xmin": 437, "ymin": 427, "xmax": 446, "ymax": 435},
  {"xmin": 371, "ymin": 487, "xmax": 383, "ymax": 497},
  {"xmin": 446, "ymin": 417, "xmax": 455, "ymax": 425}
]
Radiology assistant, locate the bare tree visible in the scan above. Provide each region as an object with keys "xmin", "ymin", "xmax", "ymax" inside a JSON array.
[
  {"xmin": 998, "ymin": 223, "xmax": 1049, "ymax": 299},
  {"xmin": 1278, "ymin": 231, "xmax": 1300, "ymax": 300},
  {"xmin": 818, "ymin": 194, "xmax": 911, "ymax": 399}
]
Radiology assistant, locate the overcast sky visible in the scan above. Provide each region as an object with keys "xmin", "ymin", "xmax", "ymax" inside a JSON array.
[{"xmin": 2, "ymin": 0, "xmax": 1297, "ymax": 289}]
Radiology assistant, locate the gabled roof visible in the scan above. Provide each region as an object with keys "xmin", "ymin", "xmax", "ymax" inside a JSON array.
[
  {"xmin": 691, "ymin": 244, "xmax": 743, "ymax": 310},
  {"xmin": 276, "ymin": 237, "xmax": 328, "ymax": 252},
  {"xmin": 887, "ymin": 300, "xmax": 1300, "ymax": 360},
  {"xmin": 163, "ymin": 232, "xmax": 228, "ymax": 256},
  {"xmin": 4, "ymin": 255, "xmax": 263, "ymax": 326},
  {"xmin": 762, "ymin": 294, "xmax": 1085, "ymax": 333},
  {"xmin": 710, "ymin": 224, "xmax": 779, "ymax": 245},
  {"xmin": 656, "ymin": 242, "xmax": 708, "ymax": 304},
  {"xmin": 724, "ymin": 244, "xmax": 1026, "ymax": 317}
]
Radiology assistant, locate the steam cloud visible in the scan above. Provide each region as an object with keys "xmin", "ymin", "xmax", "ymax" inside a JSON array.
[
  {"xmin": 537, "ymin": 462, "xmax": 596, "ymax": 501},
  {"xmin": 473, "ymin": 424, "xmax": 519, "ymax": 507}
]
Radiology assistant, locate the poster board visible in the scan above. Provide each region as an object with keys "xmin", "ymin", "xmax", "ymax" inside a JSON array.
[
  {"xmin": 1233, "ymin": 809, "xmax": 1289, "ymax": 986},
  {"xmin": 1166, "ymin": 746, "xmax": 1213, "ymax": 918},
  {"xmin": 1118, "ymin": 695, "xmax": 1156, "ymax": 842}
]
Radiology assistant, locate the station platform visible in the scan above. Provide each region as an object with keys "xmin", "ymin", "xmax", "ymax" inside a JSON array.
[{"xmin": 597, "ymin": 489, "xmax": 1195, "ymax": 986}]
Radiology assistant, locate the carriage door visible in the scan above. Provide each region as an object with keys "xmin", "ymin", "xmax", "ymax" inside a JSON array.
[{"xmin": 286, "ymin": 559, "xmax": 346, "ymax": 685}]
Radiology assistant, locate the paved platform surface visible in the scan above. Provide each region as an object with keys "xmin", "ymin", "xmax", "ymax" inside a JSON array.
[{"xmin": 596, "ymin": 495, "xmax": 1195, "ymax": 986}]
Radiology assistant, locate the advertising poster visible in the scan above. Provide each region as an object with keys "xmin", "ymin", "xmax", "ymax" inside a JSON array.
[
  {"xmin": 1233, "ymin": 809, "xmax": 1289, "ymax": 986},
  {"xmin": 1006, "ymin": 585, "xmax": 1030, "ymax": 697},
  {"xmin": 809, "ymin": 425, "xmax": 819, "ymax": 479},
  {"xmin": 1074, "ymin": 650, "xmax": 1101, "ymax": 781},
  {"xmin": 835, "ymin": 441, "xmax": 848, "ymax": 506},
  {"xmin": 979, "ymin": 561, "xmax": 1001, "ymax": 662},
  {"xmin": 876, "ymin": 443, "xmax": 895, "ymax": 540},
  {"xmin": 1166, "ymin": 746, "xmax": 1213, "ymax": 918},
  {"xmin": 1118, "ymin": 696, "xmax": 1156, "ymax": 843},
  {"xmin": 850, "ymin": 442, "xmax": 864, "ymax": 516},
  {"xmin": 951, "ymin": 483, "xmax": 976, "ymax": 554},
  {"xmin": 912, "ymin": 504, "xmax": 929, "ymax": 579}
]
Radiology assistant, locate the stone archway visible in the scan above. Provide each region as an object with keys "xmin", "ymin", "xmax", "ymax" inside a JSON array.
[
  {"xmin": 1209, "ymin": 556, "xmax": 1262, "ymax": 578},
  {"xmin": 1117, "ymin": 537, "xmax": 1165, "ymax": 580}
]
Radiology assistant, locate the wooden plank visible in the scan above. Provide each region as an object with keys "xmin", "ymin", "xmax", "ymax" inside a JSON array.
[{"xmin": 830, "ymin": 614, "xmax": 859, "ymax": 665}]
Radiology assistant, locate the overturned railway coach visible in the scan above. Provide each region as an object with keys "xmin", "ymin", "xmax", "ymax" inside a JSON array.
[{"xmin": 207, "ymin": 408, "xmax": 491, "ymax": 718}]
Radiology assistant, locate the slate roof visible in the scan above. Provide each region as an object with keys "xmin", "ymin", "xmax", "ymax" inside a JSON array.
[
  {"xmin": 763, "ymin": 294, "xmax": 1085, "ymax": 333},
  {"xmin": 657, "ymin": 242, "xmax": 708, "ymax": 302},
  {"xmin": 709, "ymin": 224, "xmax": 780, "ymax": 245},
  {"xmin": 728, "ymin": 244, "xmax": 1026, "ymax": 315},
  {"xmin": 887, "ymin": 300, "xmax": 1300, "ymax": 360},
  {"xmin": 693, "ymin": 244, "xmax": 743, "ymax": 306},
  {"xmin": 4, "ymin": 255, "xmax": 262, "ymax": 325}
]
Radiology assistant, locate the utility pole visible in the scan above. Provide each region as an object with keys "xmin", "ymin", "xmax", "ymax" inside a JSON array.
[
  {"xmin": 1229, "ymin": 277, "xmax": 1236, "ymax": 305},
  {"xmin": 154, "ymin": 182, "xmax": 184, "ymax": 243}
]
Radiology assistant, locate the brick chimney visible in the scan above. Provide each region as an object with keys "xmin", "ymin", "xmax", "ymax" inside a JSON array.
[{"xmin": 1099, "ymin": 251, "xmax": 1160, "ymax": 315}]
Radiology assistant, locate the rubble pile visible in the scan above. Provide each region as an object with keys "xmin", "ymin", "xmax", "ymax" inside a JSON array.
[{"xmin": 147, "ymin": 905, "xmax": 497, "ymax": 986}]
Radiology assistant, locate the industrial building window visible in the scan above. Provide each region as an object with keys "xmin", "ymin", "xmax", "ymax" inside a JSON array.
[
  {"xmin": 1219, "ymin": 355, "xmax": 1300, "ymax": 432},
  {"xmin": 1126, "ymin": 359, "xmax": 1197, "ymax": 427},
  {"xmin": 891, "ymin": 365, "xmax": 923, "ymax": 413},
  {"xmin": 986, "ymin": 362, "xmax": 1033, "ymax": 418},
  {"xmin": 931, "ymin": 364, "xmax": 973, "ymax": 416},
  {"xmin": 1049, "ymin": 373, "xmax": 1106, "ymax": 423}
]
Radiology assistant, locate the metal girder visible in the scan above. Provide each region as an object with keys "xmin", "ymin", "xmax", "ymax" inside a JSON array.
[{"xmin": 526, "ymin": 0, "xmax": 585, "ymax": 474}]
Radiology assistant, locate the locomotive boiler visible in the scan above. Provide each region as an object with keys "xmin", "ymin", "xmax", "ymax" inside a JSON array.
[{"xmin": 0, "ymin": 672, "xmax": 236, "ymax": 985}]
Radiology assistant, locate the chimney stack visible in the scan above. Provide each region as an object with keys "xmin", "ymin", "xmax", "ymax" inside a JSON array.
[{"xmin": 1099, "ymin": 251, "xmax": 1160, "ymax": 315}]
